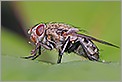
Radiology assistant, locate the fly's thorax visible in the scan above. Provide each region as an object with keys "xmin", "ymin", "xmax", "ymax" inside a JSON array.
[
  {"xmin": 45, "ymin": 26, "xmax": 65, "ymax": 43},
  {"xmin": 45, "ymin": 22, "xmax": 72, "ymax": 29},
  {"xmin": 45, "ymin": 23, "xmax": 79, "ymax": 43}
]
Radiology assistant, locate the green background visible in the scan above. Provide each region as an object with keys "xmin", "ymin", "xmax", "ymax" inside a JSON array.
[{"xmin": 2, "ymin": 1, "xmax": 121, "ymax": 81}]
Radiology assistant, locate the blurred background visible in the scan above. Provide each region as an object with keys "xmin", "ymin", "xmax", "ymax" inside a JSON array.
[{"xmin": 1, "ymin": 1, "xmax": 121, "ymax": 81}]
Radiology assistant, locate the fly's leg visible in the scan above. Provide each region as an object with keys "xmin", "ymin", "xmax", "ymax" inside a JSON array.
[
  {"xmin": 22, "ymin": 43, "xmax": 39, "ymax": 59},
  {"xmin": 22, "ymin": 41, "xmax": 52, "ymax": 60},
  {"xmin": 57, "ymin": 50, "xmax": 62, "ymax": 64},
  {"xmin": 31, "ymin": 42, "xmax": 53, "ymax": 60},
  {"xmin": 32, "ymin": 45, "xmax": 41, "ymax": 60},
  {"xmin": 22, "ymin": 50, "xmax": 37, "ymax": 59},
  {"xmin": 22, "ymin": 54, "xmax": 36, "ymax": 59},
  {"xmin": 57, "ymin": 36, "xmax": 70, "ymax": 64}
]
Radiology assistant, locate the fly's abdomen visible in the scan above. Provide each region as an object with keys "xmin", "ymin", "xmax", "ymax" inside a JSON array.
[{"xmin": 79, "ymin": 37, "xmax": 99, "ymax": 61}]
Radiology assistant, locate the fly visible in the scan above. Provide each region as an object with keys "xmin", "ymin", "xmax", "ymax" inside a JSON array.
[{"xmin": 22, "ymin": 22, "xmax": 119, "ymax": 64}]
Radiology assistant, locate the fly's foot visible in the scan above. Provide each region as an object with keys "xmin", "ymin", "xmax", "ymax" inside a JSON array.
[
  {"xmin": 21, "ymin": 52, "xmax": 37, "ymax": 60},
  {"xmin": 21, "ymin": 55, "xmax": 35, "ymax": 59}
]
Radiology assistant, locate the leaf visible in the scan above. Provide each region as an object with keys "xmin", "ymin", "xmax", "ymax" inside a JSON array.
[{"xmin": 2, "ymin": 55, "xmax": 120, "ymax": 81}]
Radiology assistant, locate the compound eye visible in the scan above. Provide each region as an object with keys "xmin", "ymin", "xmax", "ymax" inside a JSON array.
[{"xmin": 36, "ymin": 24, "xmax": 44, "ymax": 36}]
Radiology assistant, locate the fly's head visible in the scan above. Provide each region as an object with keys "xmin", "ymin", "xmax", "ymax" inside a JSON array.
[{"xmin": 28, "ymin": 24, "xmax": 46, "ymax": 45}]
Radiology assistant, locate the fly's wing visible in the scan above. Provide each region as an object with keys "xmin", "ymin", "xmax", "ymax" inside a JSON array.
[{"xmin": 76, "ymin": 33, "xmax": 119, "ymax": 48}]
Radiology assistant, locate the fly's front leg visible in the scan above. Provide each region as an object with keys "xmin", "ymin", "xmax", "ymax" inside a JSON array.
[
  {"xmin": 31, "ymin": 42, "xmax": 52, "ymax": 60},
  {"xmin": 57, "ymin": 36, "xmax": 70, "ymax": 64},
  {"xmin": 32, "ymin": 45, "xmax": 41, "ymax": 60},
  {"xmin": 22, "ymin": 43, "xmax": 40, "ymax": 59}
]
